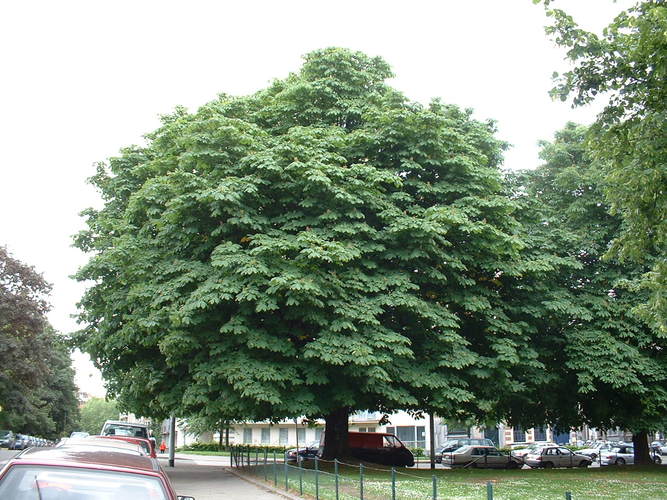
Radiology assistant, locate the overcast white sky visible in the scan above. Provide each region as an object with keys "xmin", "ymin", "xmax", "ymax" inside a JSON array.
[{"xmin": 0, "ymin": 0, "xmax": 632, "ymax": 397}]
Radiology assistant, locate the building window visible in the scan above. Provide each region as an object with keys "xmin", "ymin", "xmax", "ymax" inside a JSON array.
[
  {"xmin": 315, "ymin": 428, "xmax": 322, "ymax": 442},
  {"xmin": 297, "ymin": 428, "xmax": 306, "ymax": 444},
  {"xmin": 395, "ymin": 426, "xmax": 426, "ymax": 448},
  {"xmin": 534, "ymin": 427, "xmax": 547, "ymax": 441},
  {"xmin": 446, "ymin": 422, "xmax": 469, "ymax": 437},
  {"xmin": 243, "ymin": 428, "xmax": 253, "ymax": 444},
  {"xmin": 386, "ymin": 426, "xmax": 395, "ymax": 435},
  {"xmin": 358, "ymin": 427, "xmax": 377, "ymax": 433},
  {"xmin": 513, "ymin": 426, "xmax": 525, "ymax": 443},
  {"xmin": 261, "ymin": 428, "xmax": 270, "ymax": 444},
  {"xmin": 279, "ymin": 428, "xmax": 288, "ymax": 445}
]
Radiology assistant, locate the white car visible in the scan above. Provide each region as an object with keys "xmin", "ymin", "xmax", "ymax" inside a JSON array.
[
  {"xmin": 601, "ymin": 445, "xmax": 662, "ymax": 465},
  {"xmin": 511, "ymin": 442, "xmax": 556, "ymax": 459},
  {"xmin": 577, "ymin": 442, "xmax": 613, "ymax": 461},
  {"xmin": 524, "ymin": 446, "xmax": 592, "ymax": 469}
]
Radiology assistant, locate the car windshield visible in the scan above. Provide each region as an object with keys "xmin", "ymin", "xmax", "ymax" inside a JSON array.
[
  {"xmin": 0, "ymin": 465, "xmax": 168, "ymax": 499},
  {"xmin": 0, "ymin": 431, "xmax": 10, "ymax": 438},
  {"xmin": 383, "ymin": 435, "xmax": 402, "ymax": 448},
  {"xmin": 103, "ymin": 424, "xmax": 148, "ymax": 439}
]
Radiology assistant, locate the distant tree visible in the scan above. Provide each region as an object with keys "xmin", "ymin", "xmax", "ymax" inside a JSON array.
[
  {"xmin": 0, "ymin": 247, "xmax": 79, "ymax": 439},
  {"xmin": 539, "ymin": 0, "xmax": 667, "ymax": 334},
  {"xmin": 505, "ymin": 123, "xmax": 667, "ymax": 464},
  {"xmin": 75, "ymin": 47, "xmax": 533, "ymax": 459},
  {"xmin": 78, "ymin": 398, "xmax": 119, "ymax": 435}
]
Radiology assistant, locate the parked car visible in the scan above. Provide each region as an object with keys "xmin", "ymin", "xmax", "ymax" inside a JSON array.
[
  {"xmin": 511, "ymin": 442, "xmax": 556, "ymax": 459},
  {"xmin": 10, "ymin": 434, "xmax": 30, "ymax": 450},
  {"xmin": 434, "ymin": 439, "xmax": 495, "ymax": 463},
  {"xmin": 57, "ymin": 436, "xmax": 148, "ymax": 456},
  {"xmin": 0, "ymin": 446, "xmax": 195, "ymax": 499},
  {"xmin": 285, "ymin": 441, "xmax": 320, "ymax": 462},
  {"xmin": 97, "ymin": 434, "xmax": 157, "ymax": 458},
  {"xmin": 600, "ymin": 445, "xmax": 662, "ymax": 465},
  {"xmin": 0, "ymin": 430, "xmax": 16, "ymax": 449},
  {"xmin": 320, "ymin": 432, "xmax": 415, "ymax": 467},
  {"xmin": 101, "ymin": 420, "xmax": 151, "ymax": 440},
  {"xmin": 440, "ymin": 445, "xmax": 522, "ymax": 469},
  {"xmin": 601, "ymin": 445, "xmax": 635, "ymax": 465},
  {"xmin": 524, "ymin": 446, "xmax": 592, "ymax": 469},
  {"xmin": 577, "ymin": 442, "xmax": 613, "ymax": 461}
]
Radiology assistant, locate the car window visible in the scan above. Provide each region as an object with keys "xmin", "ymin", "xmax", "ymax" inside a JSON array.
[
  {"xmin": 0, "ymin": 465, "xmax": 169, "ymax": 499},
  {"xmin": 471, "ymin": 448, "xmax": 484, "ymax": 456},
  {"xmin": 486, "ymin": 449, "xmax": 500, "ymax": 456},
  {"xmin": 558, "ymin": 448, "xmax": 572, "ymax": 455},
  {"xmin": 103, "ymin": 424, "xmax": 148, "ymax": 439},
  {"xmin": 545, "ymin": 448, "xmax": 556, "ymax": 455},
  {"xmin": 383, "ymin": 435, "xmax": 401, "ymax": 448}
]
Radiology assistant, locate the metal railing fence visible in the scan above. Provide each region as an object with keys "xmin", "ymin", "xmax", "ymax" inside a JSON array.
[{"xmin": 229, "ymin": 445, "xmax": 577, "ymax": 500}]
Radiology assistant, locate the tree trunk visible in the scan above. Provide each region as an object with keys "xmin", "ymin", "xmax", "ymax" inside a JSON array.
[
  {"xmin": 632, "ymin": 430, "xmax": 652, "ymax": 465},
  {"xmin": 219, "ymin": 424, "xmax": 223, "ymax": 449},
  {"xmin": 225, "ymin": 425, "xmax": 230, "ymax": 447},
  {"xmin": 321, "ymin": 407, "xmax": 349, "ymax": 460}
]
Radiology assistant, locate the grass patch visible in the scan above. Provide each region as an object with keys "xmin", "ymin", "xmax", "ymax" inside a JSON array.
[{"xmin": 239, "ymin": 462, "xmax": 667, "ymax": 500}]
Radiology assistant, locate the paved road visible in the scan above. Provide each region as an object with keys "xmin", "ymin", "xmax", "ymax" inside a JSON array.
[{"xmin": 161, "ymin": 457, "xmax": 287, "ymax": 499}]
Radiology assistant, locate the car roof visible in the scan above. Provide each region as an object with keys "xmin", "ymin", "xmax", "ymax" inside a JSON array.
[
  {"xmin": 11, "ymin": 447, "xmax": 160, "ymax": 472},
  {"xmin": 58, "ymin": 437, "xmax": 145, "ymax": 454},
  {"xmin": 103, "ymin": 420, "xmax": 148, "ymax": 427}
]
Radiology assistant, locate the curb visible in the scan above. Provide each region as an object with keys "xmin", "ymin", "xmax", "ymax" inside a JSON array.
[{"xmin": 226, "ymin": 467, "xmax": 305, "ymax": 500}]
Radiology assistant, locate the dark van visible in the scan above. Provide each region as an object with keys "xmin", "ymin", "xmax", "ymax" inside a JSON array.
[{"xmin": 320, "ymin": 431, "xmax": 415, "ymax": 467}]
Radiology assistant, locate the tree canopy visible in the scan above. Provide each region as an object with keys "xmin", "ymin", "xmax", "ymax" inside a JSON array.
[
  {"xmin": 506, "ymin": 123, "xmax": 667, "ymax": 462},
  {"xmin": 541, "ymin": 0, "xmax": 667, "ymax": 333},
  {"xmin": 0, "ymin": 246, "xmax": 79, "ymax": 438},
  {"xmin": 78, "ymin": 398, "xmax": 119, "ymax": 435},
  {"xmin": 75, "ymin": 48, "xmax": 537, "ymax": 455}
]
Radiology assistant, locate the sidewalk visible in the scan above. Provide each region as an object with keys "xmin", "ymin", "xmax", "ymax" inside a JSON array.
[{"xmin": 160, "ymin": 456, "xmax": 291, "ymax": 500}]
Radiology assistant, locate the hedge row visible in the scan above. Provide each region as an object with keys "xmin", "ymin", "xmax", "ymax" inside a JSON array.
[{"xmin": 180, "ymin": 442, "xmax": 288, "ymax": 453}]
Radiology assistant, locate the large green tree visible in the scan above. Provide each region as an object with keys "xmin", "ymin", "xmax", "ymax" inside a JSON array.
[
  {"xmin": 75, "ymin": 48, "xmax": 532, "ymax": 457},
  {"xmin": 539, "ymin": 0, "xmax": 667, "ymax": 334},
  {"xmin": 505, "ymin": 123, "xmax": 667, "ymax": 464},
  {"xmin": 78, "ymin": 398, "xmax": 119, "ymax": 435},
  {"xmin": 0, "ymin": 247, "xmax": 80, "ymax": 438}
]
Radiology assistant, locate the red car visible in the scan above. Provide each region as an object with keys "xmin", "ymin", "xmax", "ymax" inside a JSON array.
[
  {"xmin": 320, "ymin": 431, "xmax": 415, "ymax": 466},
  {"xmin": 96, "ymin": 434, "xmax": 157, "ymax": 458},
  {"xmin": 0, "ymin": 446, "xmax": 194, "ymax": 499}
]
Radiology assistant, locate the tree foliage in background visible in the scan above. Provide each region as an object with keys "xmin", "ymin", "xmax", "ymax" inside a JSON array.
[
  {"xmin": 540, "ymin": 0, "xmax": 667, "ymax": 333},
  {"xmin": 78, "ymin": 398, "xmax": 118, "ymax": 435},
  {"xmin": 0, "ymin": 246, "xmax": 80, "ymax": 438},
  {"xmin": 506, "ymin": 123, "xmax": 667, "ymax": 463},
  {"xmin": 75, "ymin": 48, "xmax": 536, "ymax": 457}
]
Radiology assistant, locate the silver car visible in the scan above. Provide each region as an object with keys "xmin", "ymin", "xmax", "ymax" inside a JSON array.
[
  {"xmin": 524, "ymin": 446, "xmax": 592, "ymax": 468},
  {"xmin": 600, "ymin": 445, "xmax": 662, "ymax": 465},
  {"xmin": 441, "ymin": 445, "xmax": 522, "ymax": 469}
]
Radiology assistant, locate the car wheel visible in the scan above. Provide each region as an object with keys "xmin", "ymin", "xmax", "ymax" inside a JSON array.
[
  {"xmin": 615, "ymin": 458, "xmax": 626, "ymax": 465},
  {"xmin": 578, "ymin": 460, "xmax": 590, "ymax": 467},
  {"xmin": 543, "ymin": 461, "xmax": 555, "ymax": 469},
  {"xmin": 506, "ymin": 461, "xmax": 519, "ymax": 470},
  {"xmin": 653, "ymin": 456, "xmax": 662, "ymax": 465}
]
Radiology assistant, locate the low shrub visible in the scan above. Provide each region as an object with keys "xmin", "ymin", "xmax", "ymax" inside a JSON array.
[{"xmin": 179, "ymin": 442, "xmax": 288, "ymax": 453}]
